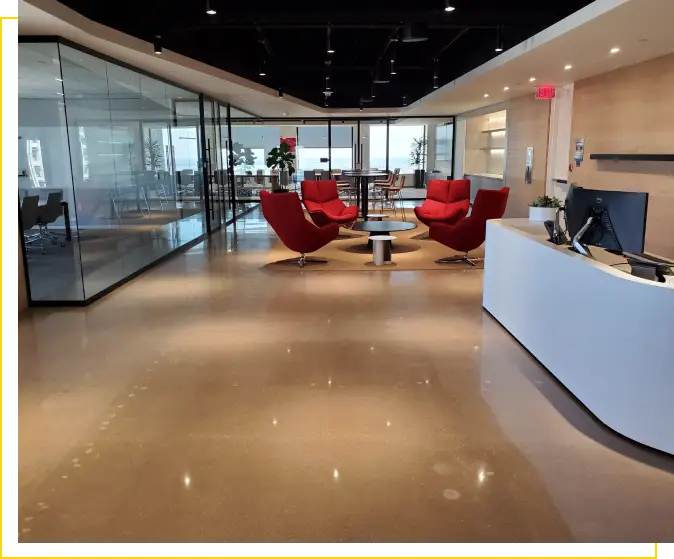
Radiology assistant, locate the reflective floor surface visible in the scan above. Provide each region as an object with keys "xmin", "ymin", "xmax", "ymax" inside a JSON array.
[{"xmin": 18, "ymin": 209, "xmax": 674, "ymax": 542}]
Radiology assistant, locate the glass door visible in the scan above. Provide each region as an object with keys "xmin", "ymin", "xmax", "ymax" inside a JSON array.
[{"xmin": 202, "ymin": 98, "xmax": 222, "ymax": 230}]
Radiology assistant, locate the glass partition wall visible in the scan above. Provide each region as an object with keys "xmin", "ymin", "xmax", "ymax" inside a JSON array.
[{"xmin": 18, "ymin": 40, "xmax": 231, "ymax": 304}]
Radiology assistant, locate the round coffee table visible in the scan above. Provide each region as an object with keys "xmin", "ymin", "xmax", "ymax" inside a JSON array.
[{"xmin": 352, "ymin": 220, "xmax": 417, "ymax": 250}]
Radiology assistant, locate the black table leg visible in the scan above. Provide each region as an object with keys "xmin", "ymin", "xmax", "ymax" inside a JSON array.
[
  {"xmin": 361, "ymin": 177, "xmax": 369, "ymax": 220},
  {"xmin": 356, "ymin": 177, "xmax": 361, "ymax": 209}
]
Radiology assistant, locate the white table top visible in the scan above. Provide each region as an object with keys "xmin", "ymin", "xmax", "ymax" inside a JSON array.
[{"xmin": 369, "ymin": 235, "xmax": 397, "ymax": 241}]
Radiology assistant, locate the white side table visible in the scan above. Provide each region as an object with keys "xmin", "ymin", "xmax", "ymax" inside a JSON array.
[
  {"xmin": 366, "ymin": 214, "xmax": 388, "ymax": 221},
  {"xmin": 370, "ymin": 235, "xmax": 397, "ymax": 266}
]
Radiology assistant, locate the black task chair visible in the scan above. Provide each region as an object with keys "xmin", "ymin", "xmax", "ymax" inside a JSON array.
[
  {"xmin": 21, "ymin": 195, "xmax": 45, "ymax": 254},
  {"xmin": 36, "ymin": 192, "xmax": 66, "ymax": 247}
]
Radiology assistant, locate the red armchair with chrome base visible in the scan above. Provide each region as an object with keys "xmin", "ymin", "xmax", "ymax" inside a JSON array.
[
  {"xmin": 260, "ymin": 190, "xmax": 339, "ymax": 267},
  {"xmin": 301, "ymin": 180, "xmax": 359, "ymax": 227},
  {"xmin": 414, "ymin": 179, "xmax": 471, "ymax": 227},
  {"xmin": 430, "ymin": 186, "xmax": 510, "ymax": 267}
]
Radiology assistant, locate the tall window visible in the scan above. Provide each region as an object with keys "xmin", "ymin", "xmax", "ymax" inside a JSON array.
[{"xmin": 388, "ymin": 124, "xmax": 425, "ymax": 174}]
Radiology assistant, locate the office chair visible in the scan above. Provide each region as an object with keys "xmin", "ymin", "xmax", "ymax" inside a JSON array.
[
  {"xmin": 36, "ymin": 192, "xmax": 66, "ymax": 247},
  {"xmin": 21, "ymin": 195, "xmax": 45, "ymax": 254}
]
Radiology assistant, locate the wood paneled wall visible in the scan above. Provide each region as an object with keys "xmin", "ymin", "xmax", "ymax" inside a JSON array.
[
  {"xmin": 504, "ymin": 96, "xmax": 551, "ymax": 218},
  {"xmin": 569, "ymin": 53, "xmax": 674, "ymax": 258}
]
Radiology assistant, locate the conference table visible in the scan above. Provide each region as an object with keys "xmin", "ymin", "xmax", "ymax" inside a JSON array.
[{"xmin": 341, "ymin": 169, "xmax": 389, "ymax": 219}]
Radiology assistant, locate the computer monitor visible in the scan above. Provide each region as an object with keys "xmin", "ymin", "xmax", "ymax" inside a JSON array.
[{"xmin": 565, "ymin": 186, "xmax": 648, "ymax": 254}]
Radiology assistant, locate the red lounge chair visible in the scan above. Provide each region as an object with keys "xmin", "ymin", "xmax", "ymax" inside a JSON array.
[
  {"xmin": 414, "ymin": 179, "xmax": 471, "ymax": 227},
  {"xmin": 430, "ymin": 186, "xmax": 510, "ymax": 266},
  {"xmin": 301, "ymin": 179, "xmax": 359, "ymax": 227},
  {"xmin": 260, "ymin": 190, "xmax": 339, "ymax": 267}
]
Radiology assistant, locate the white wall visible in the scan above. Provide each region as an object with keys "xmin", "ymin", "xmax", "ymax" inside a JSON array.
[{"xmin": 546, "ymin": 83, "xmax": 574, "ymax": 200}]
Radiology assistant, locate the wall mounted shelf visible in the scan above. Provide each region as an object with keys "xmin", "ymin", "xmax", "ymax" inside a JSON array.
[
  {"xmin": 481, "ymin": 127, "xmax": 506, "ymax": 133},
  {"xmin": 590, "ymin": 153, "xmax": 674, "ymax": 162}
]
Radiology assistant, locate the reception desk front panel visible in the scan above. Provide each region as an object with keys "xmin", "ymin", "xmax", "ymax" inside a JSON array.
[{"xmin": 483, "ymin": 219, "xmax": 674, "ymax": 454}]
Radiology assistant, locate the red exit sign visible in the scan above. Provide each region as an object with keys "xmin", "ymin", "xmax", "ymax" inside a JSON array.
[{"xmin": 536, "ymin": 85, "xmax": 556, "ymax": 99}]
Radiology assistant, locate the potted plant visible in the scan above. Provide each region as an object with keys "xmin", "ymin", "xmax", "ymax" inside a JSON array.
[
  {"xmin": 529, "ymin": 195, "xmax": 563, "ymax": 221},
  {"xmin": 266, "ymin": 141, "xmax": 296, "ymax": 193},
  {"xmin": 409, "ymin": 136, "xmax": 428, "ymax": 188},
  {"xmin": 144, "ymin": 138, "xmax": 164, "ymax": 172}
]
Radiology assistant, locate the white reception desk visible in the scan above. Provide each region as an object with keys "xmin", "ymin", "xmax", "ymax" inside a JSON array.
[{"xmin": 483, "ymin": 219, "xmax": 674, "ymax": 455}]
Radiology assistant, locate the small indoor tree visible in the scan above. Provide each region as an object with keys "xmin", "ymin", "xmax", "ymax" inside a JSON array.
[
  {"xmin": 409, "ymin": 136, "xmax": 428, "ymax": 188},
  {"xmin": 144, "ymin": 138, "xmax": 164, "ymax": 171},
  {"xmin": 265, "ymin": 141, "xmax": 296, "ymax": 192}
]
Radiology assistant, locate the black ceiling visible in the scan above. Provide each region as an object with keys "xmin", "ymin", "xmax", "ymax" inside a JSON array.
[{"xmin": 56, "ymin": 0, "xmax": 594, "ymax": 109}]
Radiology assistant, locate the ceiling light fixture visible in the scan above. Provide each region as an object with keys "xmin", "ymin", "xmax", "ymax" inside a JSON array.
[
  {"xmin": 484, "ymin": 93, "xmax": 489, "ymax": 98},
  {"xmin": 390, "ymin": 59, "xmax": 396, "ymax": 75},
  {"xmin": 444, "ymin": 1, "xmax": 456, "ymax": 12},
  {"xmin": 403, "ymin": 95, "xmax": 408, "ymax": 106},
  {"xmin": 495, "ymin": 25, "xmax": 504, "ymax": 52},
  {"xmin": 325, "ymin": 75, "xmax": 331, "ymax": 91},
  {"xmin": 205, "ymin": 0, "xmax": 216, "ymax": 15},
  {"xmin": 610, "ymin": 46, "xmax": 620, "ymax": 54},
  {"xmin": 371, "ymin": 83, "xmax": 377, "ymax": 99},
  {"xmin": 564, "ymin": 64, "xmax": 573, "ymax": 70},
  {"xmin": 503, "ymin": 86, "xmax": 510, "ymax": 91},
  {"xmin": 401, "ymin": 23, "xmax": 428, "ymax": 43},
  {"xmin": 326, "ymin": 25, "xmax": 335, "ymax": 54},
  {"xmin": 259, "ymin": 61, "xmax": 266, "ymax": 76},
  {"xmin": 153, "ymin": 36, "xmax": 163, "ymax": 55},
  {"xmin": 529, "ymin": 77, "xmax": 536, "ymax": 82}
]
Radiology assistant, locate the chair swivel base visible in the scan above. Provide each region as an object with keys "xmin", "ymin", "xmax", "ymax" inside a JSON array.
[
  {"xmin": 274, "ymin": 254, "xmax": 330, "ymax": 268},
  {"xmin": 436, "ymin": 253, "xmax": 483, "ymax": 267}
]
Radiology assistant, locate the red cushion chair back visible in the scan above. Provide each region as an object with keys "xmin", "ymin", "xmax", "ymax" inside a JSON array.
[
  {"xmin": 302, "ymin": 179, "xmax": 338, "ymax": 203},
  {"xmin": 301, "ymin": 179, "xmax": 358, "ymax": 227},
  {"xmin": 426, "ymin": 179, "xmax": 452, "ymax": 203},
  {"xmin": 260, "ymin": 190, "xmax": 336, "ymax": 254},
  {"xmin": 471, "ymin": 186, "xmax": 510, "ymax": 222},
  {"xmin": 448, "ymin": 179, "xmax": 471, "ymax": 203}
]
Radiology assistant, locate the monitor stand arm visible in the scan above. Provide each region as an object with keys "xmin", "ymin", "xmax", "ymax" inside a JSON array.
[{"xmin": 572, "ymin": 216, "xmax": 595, "ymax": 258}]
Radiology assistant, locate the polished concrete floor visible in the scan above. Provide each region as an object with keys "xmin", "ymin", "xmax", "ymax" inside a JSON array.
[{"xmin": 18, "ymin": 210, "xmax": 674, "ymax": 542}]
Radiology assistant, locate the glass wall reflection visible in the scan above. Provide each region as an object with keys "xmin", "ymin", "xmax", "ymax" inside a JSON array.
[{"xmin": 19, "ymin": 41, "xmax": 208, "ymax": 302}]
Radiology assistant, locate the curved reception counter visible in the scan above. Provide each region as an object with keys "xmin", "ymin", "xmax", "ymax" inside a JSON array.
[{"xmin": 483, "ymin": 219, "xmax": 674, "ymax": 455}]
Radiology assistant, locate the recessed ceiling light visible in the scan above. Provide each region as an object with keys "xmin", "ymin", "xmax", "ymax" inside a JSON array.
[
  {"xmin": 259, "ymin": 71, "xmax": 266, "ymax": 76},
  {"xmin": 484, "ymin": 93, "xmax": 489, "ymax": 98},
  {"xmin": 529, "ymin": 77, "xmax": 536, "ymax": 82},
  {"xmin": 444, "ymin": 1, "xmax": 456, "ymax": 11},
  {"xmin": 610, "ymin": 47, "xmax": 620, "ymax": 54},
  {"xmin": 205, "ymin": 0, "xmax": 216, "ymax": 14},
  {"xmin": 327, "ymin": 48, "xmax": 335, "ymax": 54},
  {"xmin": 503, "ymin": 86, "xmax": 510, "ymax": 91},
  {"xmin": 564, "ymin": 64, "xmax": 573, "ymax": 70}
]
